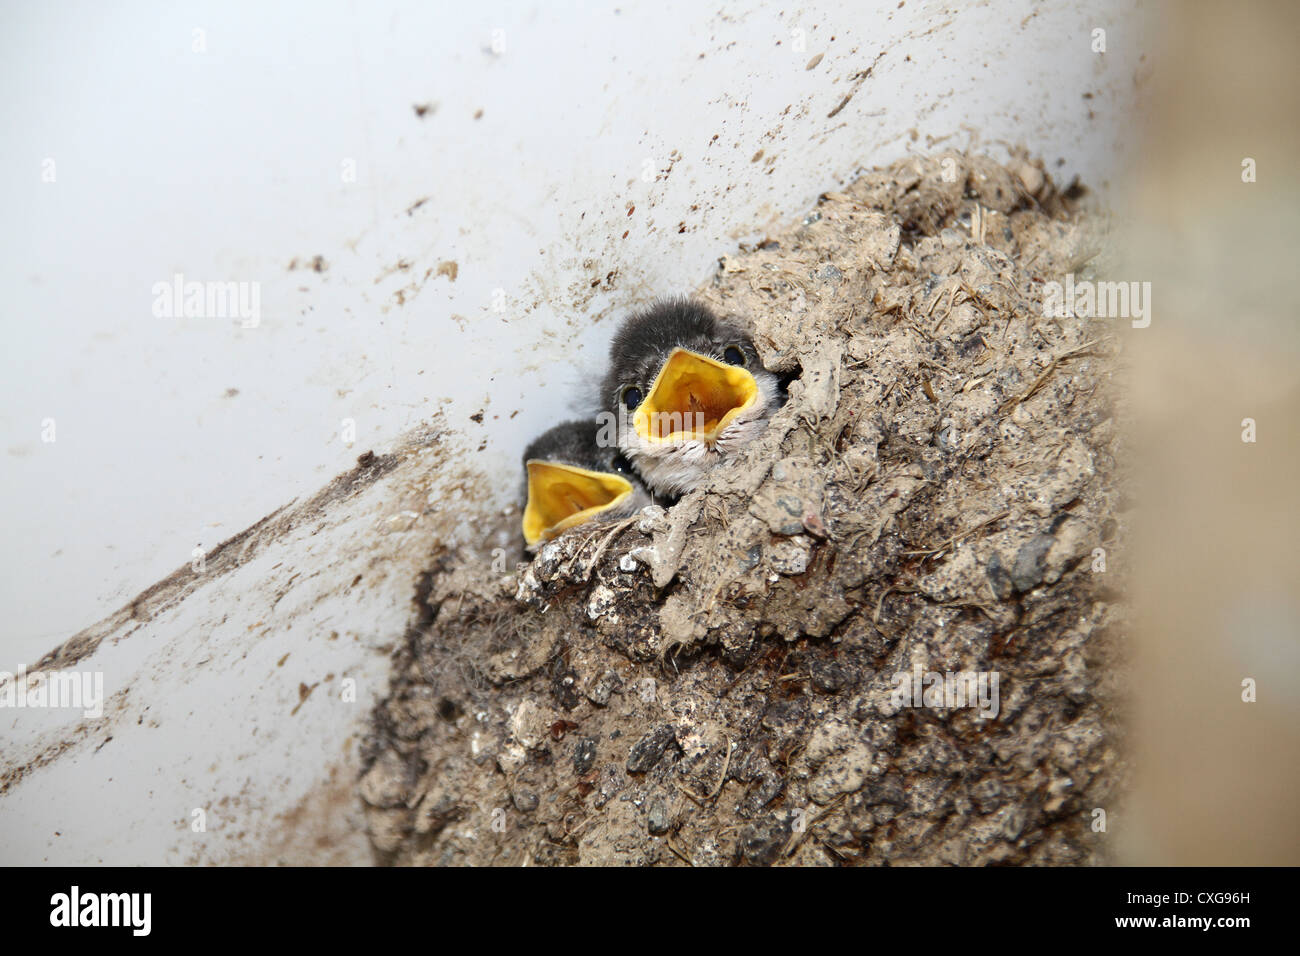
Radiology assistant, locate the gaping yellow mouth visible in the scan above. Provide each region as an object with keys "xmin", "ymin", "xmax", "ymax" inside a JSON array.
[
  {"xmin": 522, "ymin": 461, "xmax": 634, "ymax": 546},
  {"xmin": 631, "ymin": 348, "xmax": 759, "ymax": 444}
]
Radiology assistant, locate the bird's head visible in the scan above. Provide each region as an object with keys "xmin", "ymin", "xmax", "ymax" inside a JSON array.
[
  {"xmin": 520, "ymin": 419, "xmax": 650, "ymax": 549},
  {"xmin": 601, "ymin": 298, "xmax": 781, "ymax": 495}
]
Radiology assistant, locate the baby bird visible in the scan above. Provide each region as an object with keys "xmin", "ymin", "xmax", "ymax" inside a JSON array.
[
  {"xmin": 521, "ymin": 419, "xmax": 652, "ymax": 549},
  {"xmin": 601, "ymin": 298, "xmax": 781, "ymax": 496}
]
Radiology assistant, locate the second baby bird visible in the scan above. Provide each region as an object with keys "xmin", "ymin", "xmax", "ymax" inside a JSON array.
[{"xmin": 520, "ymin": 419, "xmax": 651, "ymax": 550}]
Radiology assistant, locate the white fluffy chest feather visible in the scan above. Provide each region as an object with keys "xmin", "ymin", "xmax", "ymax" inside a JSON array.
[{"xmin": 624, "ymin": 412, "xmax": 770, "ymax": 495}]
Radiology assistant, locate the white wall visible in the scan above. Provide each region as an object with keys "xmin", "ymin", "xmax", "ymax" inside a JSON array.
[{"xmin": 0, "ymin": 0, "xmax": 1147, "ymax": 864}]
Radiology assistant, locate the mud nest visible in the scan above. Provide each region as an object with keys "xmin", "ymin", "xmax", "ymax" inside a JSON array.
[{"xmin": 360, "ymin": 151, "xmax": 1129, "ymax": 866}]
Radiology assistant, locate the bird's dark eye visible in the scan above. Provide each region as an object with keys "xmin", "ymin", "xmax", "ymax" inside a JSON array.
[
  {"xmin": 609, "ymin": 452, "xmax": 634, "ymax": 475},
  {"xmin": 620, "ymin": 385, "xmax": 644, "ymax": 409},
  {"xmin": 723, "ymin": 345, "xmax": 746, "ymax": 366}
]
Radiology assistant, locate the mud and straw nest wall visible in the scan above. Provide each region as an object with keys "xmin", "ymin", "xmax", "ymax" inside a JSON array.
[{"xmin": 361, "ymin": 151, "xmax": 1128, "ymax": 866}]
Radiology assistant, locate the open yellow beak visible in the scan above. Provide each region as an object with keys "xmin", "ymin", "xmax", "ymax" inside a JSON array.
[
  {"xmin": 631, "ymin": 348, "xmax": 759, "ymax": 444},
  {"xmin": 522, "ymin": 461, "xmax": 635, "ymax": 546}
]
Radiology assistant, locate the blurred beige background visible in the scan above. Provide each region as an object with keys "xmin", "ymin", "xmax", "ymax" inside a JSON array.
[{"xmin": 1121, "ymin": 0, "xmax": 1299, "ymax": 865}]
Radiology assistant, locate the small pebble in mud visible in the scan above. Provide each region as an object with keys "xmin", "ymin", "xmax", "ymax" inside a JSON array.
[
  {"xmin": 811, "ymin": 659, "xmax": 847, "ymax": 694},
  {"xmin": 626, "ymin": 725, "xmax": 676, "ymax": 774},
  {"xmin": 585, "ymin": 669, "xmax": 620, "ymax": 707},
  {"xmin": 739, "ymin": 818, "xmax": 790, "ymax": 867},
  {"xmin": 647, "ymin": 793, "xmax": 671, "ymax": 834},
  {"xmin": 573, "ymin": 737, "xmax": 598, "ymax": 775},
  {"xmin": 1011, "ymin": 532, "xmax": 1056, "ymax": 592}
]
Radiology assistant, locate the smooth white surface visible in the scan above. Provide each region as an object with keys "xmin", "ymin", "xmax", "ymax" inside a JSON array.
[{"xmin": 0, "ymin": 0, "xmax": 1146, "ymax": 863}]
